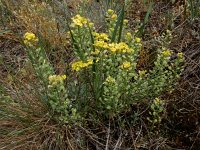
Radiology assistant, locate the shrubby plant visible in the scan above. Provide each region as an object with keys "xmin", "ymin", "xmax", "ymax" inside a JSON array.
[
  {"xmin": 2, "ymin": 8, "xmax": 183, "ymax": 126},
  {"xmin": 23, "ymin": 32, "xmax": 80, "ymax": 124},
  {"xmin": 65, "ymin": 9, "xmax": 184, "ymax": 118},
  {"xmin": 147, "ymin": 97, "xmax": 165, "ymax": 128},
  {"xmin": 21, "ymin": 8, "xmax": 184, "ymax": 122}
]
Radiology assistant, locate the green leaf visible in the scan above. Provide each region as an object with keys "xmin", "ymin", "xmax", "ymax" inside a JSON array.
[
  {"xmin": 111, "ymin": 4, "xmax": 125, "ymax": 43},
  {"xmin": 136, "ymin": 2, "xmax": 154, "ymax": 36},
  {"xmin": 117, "ymin": 4, "xmax": 125, "ymax": 43}
]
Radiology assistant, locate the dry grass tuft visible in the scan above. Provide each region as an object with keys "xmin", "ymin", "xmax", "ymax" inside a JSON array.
[{"xmin": 3, "ymin": 0, "xmax": 69, "ymax": 47}]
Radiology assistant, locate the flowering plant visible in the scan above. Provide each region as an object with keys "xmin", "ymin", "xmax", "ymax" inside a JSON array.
[
  {"xmin": 23, "ymin": 32, "xmax": 80, "ymax": 123},
  {"xmin": 23, "ymin": 8, "xmax": 184, "ymax": 122},
  {"xmin": 68, "ymin": 9, "xmax": 184, "ymax": 117}
]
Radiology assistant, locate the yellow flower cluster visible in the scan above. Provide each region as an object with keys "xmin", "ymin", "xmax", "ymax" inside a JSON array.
[
  {"xmin": 126, "ymin": 32, "xmax": 132, "ymax": 38},
  {"xmin": 162, "ymin": 49, "xmax": 171, "ymax": 57},
  {"xmin": 135, "ymin": 37, "xmax": 141, "ymax": 43},
  {"xmin": 94, "ymin": 40, "xmax": 109, "ymax": 49},
  {"xmin": 71, "ymin": 59, "xmax": 93, "ymax": 71},
  {"xmin": 93, "ymin": 32, "xmax": 109, "ymax": 41},
  {"xmin": 107, "ymin": 9, "xmax": 114, "ymax": 15},
  {"xmin": 94, "ymin": 41, "xmax": 133, "ymax": 53},
  {"xmin": 110, "ymin": 42, "xmax": 133, "ymax": 53},
  {"xmin": 24, "ymin": 32, "xmax": 38, "ymax": 46},
  {"xmin": 71, "ymin": 15, "xmax": 88, "ymax": 27},
  {"xmin": 121, "ymin": 61, "xmax": 131, "ymax": 69},
  {"xmin": 48, "ymin": 75, "xmax": 66, "ymax": 85},
  {"xmin": 107, "ymin": 9, "xmax": 117, "ymax": 21},
  {"xmin": 91, "ymin": 49, "xmax": 100, "ymax": 55},
  {"xmin": 111, "ymin": 14, "xmax": 117, "ymax": 20},
  {"xmin": 123, "ymin": 19, "xmax": 128, "ymax": 24},
  {"xmin": 105, "ymin": 76, "xmax": 116, "ymax": 83}
]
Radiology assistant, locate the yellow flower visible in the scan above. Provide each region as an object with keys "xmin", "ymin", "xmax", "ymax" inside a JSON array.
[
  {"xmin": 71, "ymin": 15, "xmax": 88, "ymax": 27},
  {"xmin": 91, "ymin": 49, "xmax": 100, "ymax": 55},
  {"xmin": 108, "ymin": 43, "xmax": 117, "ymax": 52},
  {"xmin": 89, "ymin": 22, "xmax": 94, "ymax": 27},
  {"xmin": 126, "ymin": 32, "xmax": 132, "ymax": 37},
  {"xmin": 107, "ymin": 9, "xmax": 114, "ymax": 15},
  {"xmin": 71, "ymin": 59, "xmax": 93, "ymax": 71},
  {"xmin": 94, "ymin": 40, "xmax": 109, "ymax": 49},
  {"xmin": 123, "ymin": 19, "xmax": 128, "ymax": 24},
  {"xmin": 111, "ymin": 14, "xmax": 117, "ymax": 20},
  {"xmin": 121, "ymin": 61, "xmax": 131, "ymax": 69},
  {"xmin": 109, "ymin": 47, "xmax": 117, "ymax": 52},
  {"xmin": 105, "ymin": 76, "xmax": 115, "ymax": 83},
  {"xmin": 162, "ymin": 49, "xmax": 171, "ymax": 57},
  {"xmin": 71, "ymin": 61, "xmax": 85, "ymax": 71},
  {"xmin": 24, "ymin": 32, "xmax": 38, "ymax": 46},
  {"xmin": 93, "ymin": 32, "xmax": 109, "ymax": 41},
  {"xmin": 106, "ymin": 42, "xmax": 133, "ymax": 53},
  {"xmin": 116, "ymin": 42, "xmax": 133, "ymax": 53},
  {"xmin": 87, "ymin": 59, "xmax": 93, "ymax": 65},
  {"xmin": 135, "ymin": 37, "xmax": 141, "ymax": 43},
  {"xmin": 48, "ymin": 75, "xmax": 66, "ymax": 85},
  {"xmin": 94, "ymin": 40, "xmax": 133, "ymax": 54}
]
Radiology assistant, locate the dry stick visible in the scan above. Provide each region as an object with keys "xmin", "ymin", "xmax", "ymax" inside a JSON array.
[
  {"xmin": 155, "ymin": 138, "xmax": 168, "ymax": 150},
  {"xmin": 134, "ymin": 124, "xmax": 143, "ymax": 149},
  {"xmin": 173, "ymin": 19, "xmax": 187, "ymax": 32},
  {"xmin": 105, "ymin": 119, "xmax": 110, "ymax": 150},
  {"xmin": 68, "ymin": 128, "xmax": 80, "ymax": 150},
  {"xmin": 190, "ymin": 131, "xmax": 200, "ymax": 150},
  {"xmin": 66, "ymin": 136, "xmax": 75, "ymax": 150},
  {"xmin": 113, "ymin": 132, "xmax": 122, "ymax": 150},
  {"xmin": 79, "ymin": 125, "xmax": 105, "ymax": 147},
  {"xmin": 5, "ymin": 132, "xmax": 37, "ymax": 150}
]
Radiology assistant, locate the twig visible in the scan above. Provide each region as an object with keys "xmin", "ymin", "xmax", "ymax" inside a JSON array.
[
  {"xmin": 105, "ymin": 119, "xmax": 110, "ymax": 150},
  {"xmin": 113, "ymin": 132, "xmax": 122, "ymax": 150}
]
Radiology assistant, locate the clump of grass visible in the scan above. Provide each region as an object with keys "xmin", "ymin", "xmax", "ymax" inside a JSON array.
[
  {"xmin": 2, "ymin": 0, "xmax": 69, "ymax": 48},
  {"xmin": 0, "ymin": 82, "xmax": 74, "ymax": 149}
]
